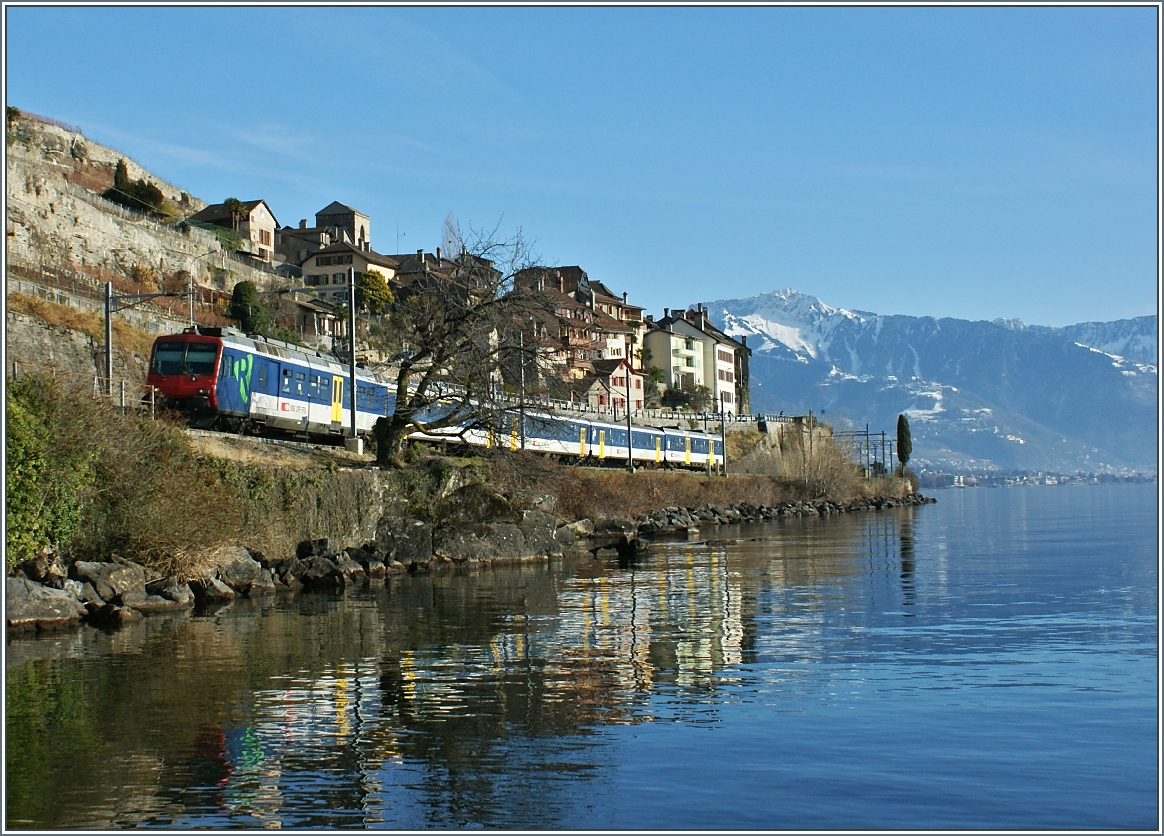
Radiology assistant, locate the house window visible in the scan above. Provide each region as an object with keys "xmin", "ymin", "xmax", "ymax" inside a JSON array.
[
  {"xmin": 260, "ymin": 229, "xmax": 271, "ymax": 246},
  {"xmin": 344, "ymin": 254, "xmax": 353, "ymax": 264},
  {"xmin": 333, "ymin": 273, "xmax": 345, "ymax": 284},
  {"xmin": 316, "ymin": 256, "xmax": 329, "ymax": 266}
]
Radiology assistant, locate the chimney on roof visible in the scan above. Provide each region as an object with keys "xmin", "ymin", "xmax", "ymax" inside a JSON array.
[
  {"xmin": 436, "ymin": 247, "xmax": 441, "ymax": 263},
  {"xmin": 622, "ymin": 291, "xmax": 627, "ymax": 304},
  {"xmin": 741, "ymin": 335, "xmax": 747, "ymax": 348},
  {"xmin": 417, "ymin": 249, "xmax": 424, "ymax": 265},
  {"xmin": 663, "ymin": 308, "xmax": 669, "ymax": 318},
  {"xmin": 299, "ymin": 219, "xmax": 307, "ymax": 229}
]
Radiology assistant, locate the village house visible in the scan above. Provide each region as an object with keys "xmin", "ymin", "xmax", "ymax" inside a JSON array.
[
  {"xmin": 643, "ymin": 305, "xmax": 750, "ymax": 413},
  {"xmin": 514, "ymin": 265, "xmax": 646, "ymax": 373},
  {"xmin": 187, "ymin": 199, "xmax": 278, "ymax": 262},
  {"xmin": 570, "ymin": 358, "xmax": 646, "ymax": 412},
  {"xmin": 299, "ymin": 241, "xmax": 399, "ymax": 303},
  {"xmin": 274, "ymin": 294, "xmax": 345, "ymax": 344},
  {"xmin": 275, "ymin": 201, "xmax": 372, "ymax": 266}
]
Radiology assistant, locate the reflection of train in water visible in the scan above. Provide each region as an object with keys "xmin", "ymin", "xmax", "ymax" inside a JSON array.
[{"xmin": 146, "ymin": 326, "xmax": 725, "ymax": 468}]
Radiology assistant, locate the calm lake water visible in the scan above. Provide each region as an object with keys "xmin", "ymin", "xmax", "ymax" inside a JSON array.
[{"xmin": 6, "ymin": 483, "xmax": 1158, "ymax": 830}]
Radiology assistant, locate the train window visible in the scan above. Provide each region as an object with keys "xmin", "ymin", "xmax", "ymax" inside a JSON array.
[
  {"xmin": 295, "ymin": 372, "xmax": 306, "ymax": 395},
  {"xmin": 282, "ymin": 370, "xmax": 292, "ymax": 394},
  {"xmin": 186, "ymin": 344, "xmax": 218, "ymax": 375},
  {"xmin": 150, "ymin": 342, "xmax": 185, "ymax": 375},
  {"xmin": 257, "ymin": 364, "xmax": 268, "ymax": 390}
]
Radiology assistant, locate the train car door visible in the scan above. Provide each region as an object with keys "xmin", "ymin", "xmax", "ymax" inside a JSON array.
[{"xmin": 330, "ymin": 376, "xmax": 343, "ymax": 431}]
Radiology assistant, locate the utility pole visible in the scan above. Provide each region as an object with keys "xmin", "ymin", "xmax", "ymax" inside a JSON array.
[
  {"xmin": 518, "ymin": 330, "xmax": 526, "ymax": 450},
  {"xmin": 105, "ymin": 282, "xmax": 113, "ymax": 394},
  {"xmin": 625, "ymin": 366, "xmax": 634, "ymax": 473},
  {"xmin": 105, "ymin": 281, "xmax": 184, "ymax": 397},
  {"xmin": 703, "ymin": 409, "xmax": 711, "ymax": 475},
  {"xmin": 348, "ymin": 268, "xmax": 357, "ymax": 440},
  {"xmin": 720, "ymin": 392, "xmax": 729, "ymax": 477}
]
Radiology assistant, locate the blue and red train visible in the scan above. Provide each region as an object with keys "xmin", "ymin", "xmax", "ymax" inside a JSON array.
[{"xmin": 146, "ymin": 326, "xmax": 726, "ymax": 467}]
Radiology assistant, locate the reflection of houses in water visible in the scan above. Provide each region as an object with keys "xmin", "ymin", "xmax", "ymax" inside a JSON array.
[
  {"xmin": 163, "ymin": 515, "xmax": 926, "ymax": 826},
  {"xmin": 206, "ymin": 661, "xmax": 393, "ymax": 827},
  {"xmin": 548, "ymin": 547, "xmax": 751, "ymax": 695}
]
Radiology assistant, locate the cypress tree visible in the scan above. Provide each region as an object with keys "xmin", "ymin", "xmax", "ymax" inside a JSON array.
[
  {"xmin": 113, "ymin": 158, "xmax": 129, "ymax": 193},
  {"xmin": 896, "ymin": 413, "xmax": 912, "ymax": 477}
]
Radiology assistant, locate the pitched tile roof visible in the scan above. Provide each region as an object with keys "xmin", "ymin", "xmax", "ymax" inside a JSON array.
[{"xmin": 298, "ymin": 241, "xmax": 399, "ymax": 270}]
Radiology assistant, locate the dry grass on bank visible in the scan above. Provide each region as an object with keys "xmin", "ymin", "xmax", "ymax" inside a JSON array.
[
  {"xmin": 7, "ymin": 292, "xmax": 156, "ymax": 358},
  {"xmin": 476, "ymin": 450, "xmax": 789, "ymax": 522}
]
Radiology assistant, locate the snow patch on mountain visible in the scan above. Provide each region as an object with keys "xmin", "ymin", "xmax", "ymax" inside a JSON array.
[
  {"xmin": 706, "ymin": 288, "xmax": 1157, "ymax": 472},
  {"xmin": 712, "ymin": 289, "xmax": 868, "ymax": 363}
]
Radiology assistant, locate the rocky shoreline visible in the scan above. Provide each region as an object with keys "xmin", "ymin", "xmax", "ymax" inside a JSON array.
[{"xmin": 7, "ymin": 492, "xmax": 934, "ymax": 636}]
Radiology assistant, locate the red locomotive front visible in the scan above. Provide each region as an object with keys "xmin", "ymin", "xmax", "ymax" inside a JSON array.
[{"xmin": 146, "ymin": 332, "xmax": 223, "ymax": 418}]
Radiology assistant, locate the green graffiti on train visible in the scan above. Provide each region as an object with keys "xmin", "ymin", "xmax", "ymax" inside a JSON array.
[{"xmin": 232, "ymin": 354, "xmax": 253, "ymax": 405}]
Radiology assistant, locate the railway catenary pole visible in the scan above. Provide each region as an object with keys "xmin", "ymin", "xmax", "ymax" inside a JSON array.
[
  {"xmin": 104, "ymin": 282, "xmax": 113, "ymax": 395},
  {"xmin": 720, "ymin": 392, "xmax": 729, "ymax": 477},
  {"xmin": 105, "ymin": 281, "xmax": 182, "ymax": 397},
  {"xmin": 625, "ymin": 365, "xmax": 634, "ymax": 473},
  {"xmin": 518, "ymin": 331, "xmax": 526, "ymax": 450},
  {"xmin": 703, "ymin": 411, "xmax": 711, "ymax": 475},
  {"xmin": 347, "ymin": 268, "xmax": 357, "ymax": 439}
]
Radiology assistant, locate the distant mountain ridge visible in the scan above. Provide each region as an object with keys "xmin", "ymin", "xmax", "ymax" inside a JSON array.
[{"xmin": 708, "ymin": 289, "xmax": 1157, "ymax": 473}]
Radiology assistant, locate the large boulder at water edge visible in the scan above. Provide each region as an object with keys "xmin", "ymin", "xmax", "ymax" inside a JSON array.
[
  {"xmin": 114, "ymin": 589, "xmax": 190, "ymax": 613},
  {"xmin": 214, "ymin": 546, "xmax": 264, "ymax": 592},
  {"xmin": 247, "ymin": 569, "xmax": 278, "ymax": 596},
  {"xmin": 433, "ymin": 484, "xmax": 518, "ymax": 527},
  {"xmin": 375, "ymin": 504, "xmax": 433, "ymax": 566},
  {"xmin": 189, "ymin": 576, "xmax": 235, "ymax": 601},
  {"xmin": 299, "ymin": 556, "xmax": 346, "ymax": 588},
  {"xmin": 434, "ymin": 522, "xmax": 525, "ymax": 562},
  {"xmin": 72, "ymin": 559, "xmax": 147, "ymax": 603},
  {"xmin": 145, "ymin": 576, "xmax": 195, "ymax": 605},
  {"xmin": 519, "ymin": 510, "xmax": 558, "ymax": 556},
  {"xmin": 7, "ymin": 575, "xmax": 88, "ymax": 633}
]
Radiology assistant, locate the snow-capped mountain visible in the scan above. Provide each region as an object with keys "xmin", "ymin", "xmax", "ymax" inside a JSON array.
[
  {"xmin": 994, "ymin": 316, "xmax": 1158, "ymax": 366},
  {"xmin": 708, "ymin": 290, "xmax": 1157, "ymax": 473}
]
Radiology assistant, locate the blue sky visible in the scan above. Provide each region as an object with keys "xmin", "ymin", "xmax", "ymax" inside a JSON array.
[{"xmin": 5, "ymin": 5, "xmax": 1158, "ymax": 327}]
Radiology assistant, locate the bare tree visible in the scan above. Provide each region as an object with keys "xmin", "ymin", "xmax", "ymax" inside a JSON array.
[
  {"xmin": 372, "ymin": 223, "xmax": 546, "ymax": 464},
  {"xmin": 441, "ymin": 211, "xmax": 464, "ymax": 258}
]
